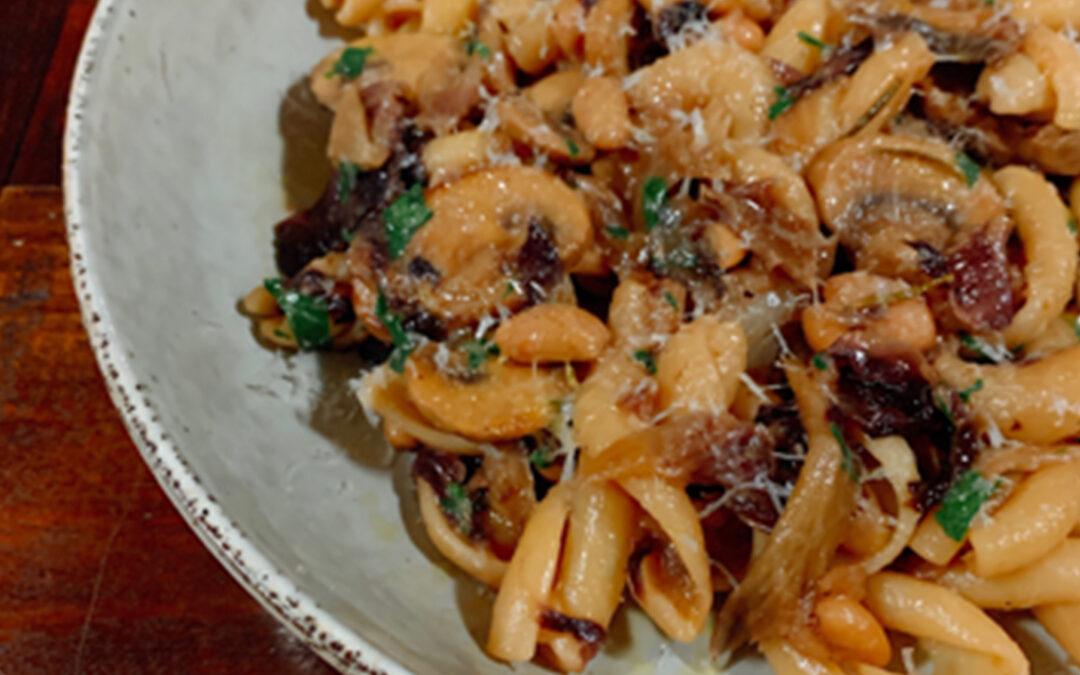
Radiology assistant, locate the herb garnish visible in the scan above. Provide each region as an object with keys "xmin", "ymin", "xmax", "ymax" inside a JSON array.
[
  {"xmin": 466, "ymin": 38, "xmax": 491, "ymax": 58},
  {"xmin": 463, "ymin": 338, "xmax": 500, "ymax": 372},
  {"xmin": 811, "ymin": 353, "xmax": 828, "ymax": 371},
  {"xmin": 439, "ymin": 483, "xmax": 473, "ymax": 535},
  {"xmin": 958, "ymin": 379, "xmax": 984, "ymax": 403},
  {"xmin": 374, "ymin": 291, "xmax": 414, "ymax": 373},
  {"xmin": 633, "ymin": 349, "xmax": 657, "ymax": 375},
  {"xmin": 337, "ymin": 161, "xmax": 360, "ymax": 203},
  {"xmin": 565, "ymin": 138, "xmax": 580, "ymax": 158},
  {"xmin": 326, "ymin": 46, "xmax": 374, "ymax": 79},
  {"xmin": 797, "ymin": 31, "xmax": 829, "ymax": 50},
  {"xmin": 956, "ymin": 151, "xmax": 981, "ymax": 188},
  {"xmin": 642, "ymin": 176, "xmax": 668, "ymax": 230},
  {"xmin": 383, "ymin": 184, "xmax": 434, "ymax": 260},
  {"xmin": 829, "ymin": 422, "xmax": 859, "ymax": 482},
  {"xmin": 264, "ymin": 278, "xmax": 332, "ymax": 350},
  {"xmin": 769, "ymin": 86, "xmax": 796, "ymax": 120},
  {"xmin": 935, "ymin": 471, "xmax": 1000, "ymax": 541},
  {"xmin": 606, "ymin": 225, "xmax": 630, "ymax": 239},
  {"xmin": 663, "ymin": 291, "xmax": 679, "ymax": 311}
]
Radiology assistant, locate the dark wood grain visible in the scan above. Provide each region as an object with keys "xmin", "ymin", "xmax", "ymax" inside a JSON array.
[
  {"xmin": 0, "ymin": 187, "xmax": 338, "ymax": 675},
  {"xmin": 9, "ymin": 0, "xmax": 97, "ymax": 185},
  {"xmin": 0, "ymin": 0, "xmax": 344, "ymax": 668},
  {"xmin": 0, "ymin": 2, "xmax": 72, "ymax": 186}
]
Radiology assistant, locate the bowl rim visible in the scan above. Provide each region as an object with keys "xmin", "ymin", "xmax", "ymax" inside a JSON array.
[{"xmin": 61, "ymin": 2, "xmax": 409, "ymax": 673}]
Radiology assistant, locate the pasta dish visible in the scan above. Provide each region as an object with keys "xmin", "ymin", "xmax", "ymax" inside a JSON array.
[{"xmin": 242, "ymin": 0, "xmax": 1080, "ymax": 671}]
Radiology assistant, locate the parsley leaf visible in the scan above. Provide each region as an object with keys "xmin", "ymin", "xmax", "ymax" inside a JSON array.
[
  {"xmin": 811, "ymin": 353, "xmax": 828, "ymax": 371},
  {"xmin": 663, "ymin": 291, "xmax": 679, "ymax": 311},
  {"xmin": 1069, "ymin": 217, "xmax": 1078, "ymax": 236},
  {"xmin": 565, "ymin": 138, "xmax": 580, "ymax": 158},
  {"xmin": 955, "ymin": 151, "xmax": 981, "ymax": 188},
  {"xmin": 1068, "ymin": 314, "xmax": 1080, "ymax": 342},
  {"xmin": 341, "ymin": 229, "xmax": 356, "ymax": 244},
  {"xmin": 383, "ymin": 184, "xmax": 433, "ymax": 260},
  {"xmin": 529, "ymin": 449, "xmax": 554, "ymax": 469},
  {"xmin": 935, "ymin": 471, "xmax": 1000, "ymax": 541},
  {"xmin": 439, "ymin": 483, "xmax": 473, "ymax": 535},
  {"xmin": 466, "ymin": 38, "xmax": 491, "ymax": 58},
  {"xmin": 769, "ymin": 86, "xmax": 796, "ymax": 120},
  {"xmin": 264, "ymin": 278, "xmax": 332, "ymax": 350},
  {"xmin": 327, "ymin": 46, "xmax": 374, "ymax": 79},
  {"xmin": 606, "ymin": 225, "xmax": 630, "ymax": 239},
  {"xmin": 462, "ymin": 338, "xmax": 500, "ymax": 371},
  {"xmin": 958, "ymin": 378, "xmax": 984, "ymax": 403},
  {"xmin": 337, "ymin": 161, "xmax": 360, "ymax": 203},
  {"xmin": 374, "ymin": 291, "xmax": 414, "ymax": 373},
  {"xmin": 829, "ymin": 423, "xmax": 859, "ymax": 482},
  {"xmin": 633, "ymin": 349, "xmax": 657, "ymax": 375},
  {"xmin": 933, "ymin": 391, "xmax": 955, "ymax": 424},
  {"xmin": 642, "ymin": 176, "xmax": 668, "ymax": 230},
  {"xmin": 797, "ymin": 31, "xmax": 828, "ymax": 50}
]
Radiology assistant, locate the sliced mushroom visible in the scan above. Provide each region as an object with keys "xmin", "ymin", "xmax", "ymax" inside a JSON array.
[
  {"xmin": 404, "ymin": 345, "xmax": 573, "ymax": 441},
  {"xmin": 495, "ymin": 95, "xmax": 595, "ymax": 164},
  {"xmin": 391, "ymin": 166, "xmax": 592, "ymax": 326},
  {"xmin": 770, "ymin": 33, "xmax": 934, "ymax": 164},
  {"xmin": 807, "ymin": 134, "xmax": 1008, "ymax": 278},
  {"xmin": 855, "ymin": 0, "xmax": 1022, "ymax": 63}
]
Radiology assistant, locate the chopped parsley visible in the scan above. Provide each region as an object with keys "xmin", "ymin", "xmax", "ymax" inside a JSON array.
[
  {"xmin": 337, "ymin": 161, "xmax": 360, "ymax": 203},
  {"xmin": 529, "ymin": 449, "xmax": 554, "ymax": 469},
  {"xmin": 829, "ymin": 423, "xmax": 859, "ymax": 482},
  {"xmin": 1068, "ymin": 314, "xmax": 1080, "ymax": 342},
  {"xmin": 341, "ymin": 229, "xmax": 356, "ymax": 244},
  {"xmin": 955, "ymin": 151, "xmax": 981, "ymax": 188},
  {"xmin": 565, "ymin": 138, "xmax": 580, "ymax": 158},
  {"xmin": 606, "ymin": 225, "xmax": 630, "ymax": 240},
  {"xmin": 633, "ymin": 349, "xmax": 657, "ymax": 375},
  {"xmin": 462, "ymin": 338, "xmax": 500, "ymax": 371},
  {"xmin": 1069, "ymin": 217, "xmax": 1078, "ymax": 236},
  {"xmin": 935, "ymin": 471, "xmax": 1000, "ymax": 541},
  {"xmin": 769, "ymin": 86, "xmax": 796, "ymax": 120},
  {"xmin": 958, "ymin": 378, "xmax": 984, "ymax": 403},
  {"xmin": 642, "ymin": 176, "xmax": 668, "ymax": 230},
  {"xmin": 503, "ymin": 282, "xmax": 516, "ymax": 299},
  {"xmin": 264, "ymin": 278, "xmax": 332, "ymax": 350},
  {"xmin": 374, "ymin": 291, "xmax": 414, "ymax": 373},
  {"xmin": 797, "ymin": 31, "xmax": 829, "ymax": 50},
  {"xmin": 383, "ymin": 184, "xmax": 433, "ymax": 260},
  {"xmin": 326, "ymin": 46, "xmax": 374, "ymax": 79},
  {"xmin": 439, "ymin": 482, "xmax": 473, "ymax": 535},
  {"xmin": 466, "ymin": 38, "xmax": 491, "ymax": 58},
  {"xmin": 811, "ymin": 353, "xmax": 828, "ymax": 371},
  {"xmin": 959, "ymin": 333, "xmax": 991, "ymax": 361},
  {"xmin": 663, "ymin": 291, "xmax": 679, "ymax": 311},
  {"xmin": 933, "ymin": 390, "xmax": 955, "ymax": 424}
]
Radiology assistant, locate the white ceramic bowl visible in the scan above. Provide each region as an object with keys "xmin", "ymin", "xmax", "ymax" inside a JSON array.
[{"xmin": 63, "ymin": 2, "xmax": 1074, "ymax": 674}]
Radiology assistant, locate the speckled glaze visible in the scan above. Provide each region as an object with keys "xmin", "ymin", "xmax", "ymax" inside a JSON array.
[{"xmin": 61, "ymin": 2, "xmax": 1074, "ymax": 675}]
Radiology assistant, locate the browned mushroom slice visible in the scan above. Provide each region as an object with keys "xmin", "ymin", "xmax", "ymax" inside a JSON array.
[
  {"xmin": 807, "ymin": 134, "xmax": 1007, "ymax": 279},
  {"xmin": 394, "ymin": 166, "xmax": 593, "ymax": 326},
  {"xmin": 855, "ymin": 0, "xmax": 1022, "ymax": 63},
  {"xmin": 770, "ymin": 33, "xmax": 934, "ymax": 163},
  {"xmin": 495, "ymin": 95, "xmax": 595, "ymax": 164},
  {"xmin": 404, "ymin": 345, "xmax": 573, "ymax": 441}
]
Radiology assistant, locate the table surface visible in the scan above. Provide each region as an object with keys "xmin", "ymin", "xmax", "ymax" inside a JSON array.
[{"xmin": 0, "ymin": 2, "xmax": 337, "ymax": 673}]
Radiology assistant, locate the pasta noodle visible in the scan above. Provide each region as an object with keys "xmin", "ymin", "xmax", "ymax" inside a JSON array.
[{"xmin": 249, "ymin": 0, "xmax": 1080, "ymax": 670}]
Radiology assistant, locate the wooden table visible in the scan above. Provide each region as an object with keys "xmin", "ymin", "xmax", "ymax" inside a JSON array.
[{"xmin": 0, "ymin": 3, "xmax": 336, "ymax": 673}]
